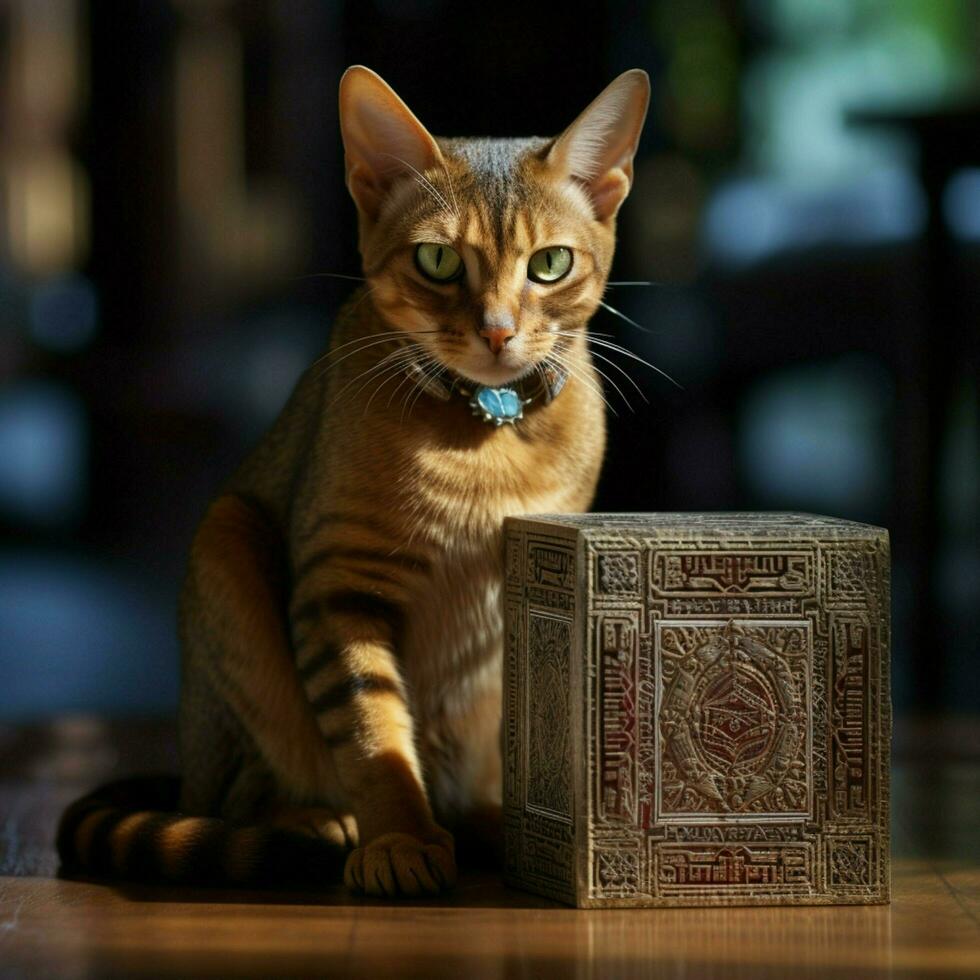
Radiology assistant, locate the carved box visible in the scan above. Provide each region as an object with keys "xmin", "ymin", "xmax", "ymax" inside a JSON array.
[{"xmin": 502, "ymin": 513, "xmax": 891, "ymax": 908}]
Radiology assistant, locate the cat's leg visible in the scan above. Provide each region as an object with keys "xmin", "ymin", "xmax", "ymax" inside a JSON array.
[
  {"xmin": 264, "ymin": 804, "xmax": 358, "ymax": 848},
  {"xmin": 435, "ymin": 684, "xmax": 504, "ymax": 870},
  {"xmin": 180, "ymin": 494, "xmax": 338, "ymax": 807},
  {"xmin": 291, "ymin": 596, "xmax": 456, "ymax": 897}
]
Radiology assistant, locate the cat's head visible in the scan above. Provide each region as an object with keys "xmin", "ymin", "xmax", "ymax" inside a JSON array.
[{"xmin": 338, "ymin": 66, "xmax": 649, "ymax": 388}]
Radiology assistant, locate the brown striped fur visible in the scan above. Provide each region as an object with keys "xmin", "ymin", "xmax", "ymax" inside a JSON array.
[{"xmin": 58, "ymin": 66, "xmax": 649, "ymax": 896}]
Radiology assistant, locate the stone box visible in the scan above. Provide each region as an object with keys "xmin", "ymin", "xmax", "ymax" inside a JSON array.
[{"xmin": 502, "ymin": 513, "xmax": 891, "ymax": 908}]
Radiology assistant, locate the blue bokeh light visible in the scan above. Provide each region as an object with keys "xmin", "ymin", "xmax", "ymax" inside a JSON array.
[
  {"xmin": 704, "ymin": 167, "xmax": 926, "ymax": 265},
  {"xmin": 0, "ymin": 381, "xmax": 87, "ymax": 526},
  {"xmin": 29, "ymin": 274, "xmax": 100, "ymax": 353},
  {"xmin": 738, "ymin": 355, "xmax": 894, "ymax": 516},
  {"xmin": 943, "ymin": 168, "xmax": 980, "ymax": 241},
  {"xmin": 0, "ymin": 552, "xmax": 178, "ymax": 719}
]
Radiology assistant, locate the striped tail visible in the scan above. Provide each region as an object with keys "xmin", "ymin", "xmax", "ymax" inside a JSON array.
[{"xmin": 56, "ymin": 776, "xmax": 347, "ymax": 886}]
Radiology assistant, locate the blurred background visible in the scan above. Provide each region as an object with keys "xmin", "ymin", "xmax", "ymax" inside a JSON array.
[{"xmin": 0, "ymin": 0, "xmax": 976, "ymax": 724}]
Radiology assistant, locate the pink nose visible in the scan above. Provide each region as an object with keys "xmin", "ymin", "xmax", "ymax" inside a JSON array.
[{"xmin": 480, "ymin": 326, "xmax": 515, "ymax": 354}]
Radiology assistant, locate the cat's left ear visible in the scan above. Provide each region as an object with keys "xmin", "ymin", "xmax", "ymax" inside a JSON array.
[{"xmin": 547, "ymin": 70, "xmax": 650, "ymax": 222}]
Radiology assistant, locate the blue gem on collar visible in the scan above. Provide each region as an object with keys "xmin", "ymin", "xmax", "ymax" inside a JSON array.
[{"xmin": 470, "ymin": 385, "xmax": 528, "ymax": 425}]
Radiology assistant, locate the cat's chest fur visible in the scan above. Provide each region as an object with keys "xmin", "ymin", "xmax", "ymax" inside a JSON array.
[{"xmin": 288, "ymin": 376, "xmax": 602, "ymax": 797}]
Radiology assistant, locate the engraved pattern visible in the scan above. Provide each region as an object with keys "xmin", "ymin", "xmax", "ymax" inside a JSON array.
[
  {"xmin": 503, "ymin": 601, "xmax": 522, "ymax": 805},
  {"xmin": 654, "ymin": 552, "xmax": 812, "ymax": 595},
  {"xmin": 526, "ymin": 614, "xmax": 572, "ymax": 818},
  {"xmin": 594, "ymin": 844, "xmax": 641, "ymax": 897},
  {"xmin": 503, "ymin": 513, "xmax": 890, "ymax": 909},
  {"xmin": 598, "ymin": 617, "xmax": 638, "ymax": 822},
  {"xmin": 827, "ymin": 836, "xmax": 873, "ymax": 891},
  {"xmin": 829, "ymin": 549, "xmax": 876, "ymax": 605},
  {"xmin": 657, "ymin": 621, "xmax": 809, "ymax": 817},
  {"xmin": 598, "ymin": 552, "xmax": 640, "ymax": 594},
  {"xmin": 658, "ymin": 844, "xmax": 811, "ymax": 891},
  {"xmin": 506, "ymin": 535, "xmax": 523, "ymax": 585},
  {"xmin": 528, "ymin": 544, "xmax": 574, "ymax": 590},
  {"xmin": 831, "ymin": 619, "xmax": 870, "ymax": 819}
]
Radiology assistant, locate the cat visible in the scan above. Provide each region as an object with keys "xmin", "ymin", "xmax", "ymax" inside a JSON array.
[{"xmin": 57, "ymin": 65, "xmax": 649, "ymax": 897}]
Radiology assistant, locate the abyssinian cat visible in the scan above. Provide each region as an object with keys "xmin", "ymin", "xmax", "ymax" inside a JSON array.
[{"xmin": 58, "ymin": 65, "xmax": 650, "ymax": 897}]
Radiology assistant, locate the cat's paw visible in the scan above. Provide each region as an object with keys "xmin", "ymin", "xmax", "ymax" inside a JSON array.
[{"xmin": 344, "ymin": 830, "xmax": 456, "ymax": 898}]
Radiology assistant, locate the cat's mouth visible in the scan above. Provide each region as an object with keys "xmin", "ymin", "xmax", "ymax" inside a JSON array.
[
  {"xmin": 444, "ymin": 341, "xmax": 544, "ymax": 388},
  {"xmin": 449, "ymin": 357, "xmax": 542, "ymax": 389}
]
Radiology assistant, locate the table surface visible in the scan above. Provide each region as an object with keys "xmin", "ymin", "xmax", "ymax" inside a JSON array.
[{"xmin": 1, "ymin": 717, "xmax": 977, "ymax": 979}]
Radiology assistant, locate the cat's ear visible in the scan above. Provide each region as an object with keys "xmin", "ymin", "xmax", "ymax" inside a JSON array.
[
  {"xmin": 547, "ymin": 70, "xmax": 650, "ymax": 222},
  {"xmin": 339, "ymin": 66, "xmax": 444, "ymax": 222}
]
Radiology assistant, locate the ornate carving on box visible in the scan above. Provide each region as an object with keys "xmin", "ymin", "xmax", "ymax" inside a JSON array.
[
  {"xmin": 826, "ymin": 835, "xmax": 876, "ymax": 893},
  {"xmin": 597, "ymin": 615, "xmax": 639, "ymax": 824},
  {"xmin": 656, "ymin": 620, "xmax": 810, "ymax": 819},
  {"xmin": 526, "ymin": 613, "xmax": 572, "ymax": 820},
  {"xmin": 593, "ymin": 838, "xmax": 643, "ymax": 898},
  {"xmin": 653, "ymin": 552, "xmax": 812, "ymax": 596},
  {"xmin": 504, "ymin": 513, "xmax": 891, "ymax": 908},
  {"xmin": 657, "ymin": 843, "xmax": 812, "ymax": 895},
  {"xmin": 502, "ymin": 528, "xmax": 578, "ymax": 904},
  {"xmin": 597, "ymin": 552, "xmax": 641, "ymax": 595}
]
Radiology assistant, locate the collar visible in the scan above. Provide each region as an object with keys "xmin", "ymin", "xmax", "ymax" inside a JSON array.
[{"xmin": 405, "ymin": 361, "xmax": 569, "ymax": 425}]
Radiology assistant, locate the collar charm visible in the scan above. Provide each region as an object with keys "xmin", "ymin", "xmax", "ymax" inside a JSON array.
[{"xmin": 470, "ymin": 385, "xmax": 531, "ymax": 426}]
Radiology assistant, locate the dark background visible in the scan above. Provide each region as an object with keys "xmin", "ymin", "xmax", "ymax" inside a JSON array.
[{"xmin": 1, "ymin": 0, "xmax": 977, "ymax": 722}]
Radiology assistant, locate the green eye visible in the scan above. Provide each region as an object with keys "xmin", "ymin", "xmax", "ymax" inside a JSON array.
[
  {"xmin": 528, "ymin": 246, "xmax": 572, "ymax": 283},
  {"xmin": 415, "ymin": 243, "xmax": 463, "ymax": 282}
]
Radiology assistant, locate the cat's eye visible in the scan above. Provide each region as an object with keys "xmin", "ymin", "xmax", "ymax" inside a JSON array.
[
  {"xmin": 415, "ymin": 243, "xmax": 463, "ymax": 282},
  {"xmin": 528, "ymin": 247, "xmax": 572, "ymax": 284}
]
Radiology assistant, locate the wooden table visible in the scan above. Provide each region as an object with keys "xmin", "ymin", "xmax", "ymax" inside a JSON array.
[{"xmin": 1, "ymin": 718, "xmax": 977, "ymax": 978}]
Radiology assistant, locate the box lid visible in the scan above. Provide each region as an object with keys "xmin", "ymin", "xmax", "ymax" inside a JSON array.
[{"xmin": 508, "ymin": 512, "xmax": 887, "ymax": 542}]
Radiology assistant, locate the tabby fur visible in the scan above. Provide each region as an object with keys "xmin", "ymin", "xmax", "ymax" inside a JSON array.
[{"xmin": 58, "ymin": 65, "xmax": 649, "ymax": 896}]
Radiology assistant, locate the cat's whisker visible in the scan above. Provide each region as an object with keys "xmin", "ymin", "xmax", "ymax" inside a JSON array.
[
  {"xmin": 362, "ymin": 354, "xmax": 434, "ymax": 414},
  {"xmin": 397, "ymin": 367, "xmax": 431, "ymax": 422},
  {"xmin": 348, "ymin": 285, "xmax": 380, "ymax": 314},
  {"xmin": 533, "ymin": 360, "xmax": 548, "ymax": 394},
  {"xmin": 550, "ymin": 328, "xmax": 616, "ymax": 340},
  {"xmin": 581, "ymin": 357, "xmax": 634, "ymax": 412},
  {"xmin": 578, "ymin": 334, "xmax": 684, "ymax": 391},
  {"xmin": 597, "ymin": 299, "xmax": 658, "ymax": 335},
  {"xmin": 549, "ymin": 334, "xmax": 633, "ymax": 410},
  {"xmin": 606, "ymin": 280, "xmax": 661, "ymax": 287},
  {"xmin": 313, "ymin": 335, "xmax": 406, "ymax": 383},
  {"xmin": 310, "ymin": 328, "xmax": 410, "ymax": 371},
  {"xmin": 351, "ymin": 348, "xmax": 428, "ymax": 407},
  {"xmin": 294, "ymin": 271, "xmax": 367, "ymax": 282},
  {"xmin": 583, "ymin": 347, "xmax": 648, "ymax": 405},
  {"xmin": 411, "ymin": 359, "xmax": 449, "ymax": 413},
  {"xmin": 380, "ymin": 152, "xmax": 457, "ymax": 219},
  {"xmin": 327, "ymin": 340, "xmax": 429, "ymax": 403},
  {"xmin": 402, "ymin": 359, "xmax": 447, "ymax": 422},
  {"xmin": 441, "ymin": 162, "xmax": 460, "ymax": 220},
  {"xmin": 326, "ymin": 347, "xmax": 420, "ymax": 410},
  {"xmin": 550, "ymin": 330, "xmax": 649, "ymax": 402},
  {"xmin": 564, "ymin": 346, "xmax": 633, "ymax": 413},
  {"xmin": 389, "ymin": 349, "xmax": 442, "ymax": 416},
  {"xmin": 312, "ymin": 330, "xmax": 441, "ymax": 382},
  {"xmin": 385, "ymin": 351, "xmax": 438, "ymax": 408},
  {"xmin": 554, "ymin": 361, "xmax": 619, "ymax": 417},
  {"xmin": 545, "ymin": 349, "xmax": 619, "ymax": 417},
  {"xmin": 386, "ymin": 358, "xmax": 431, "ymax": 411}
]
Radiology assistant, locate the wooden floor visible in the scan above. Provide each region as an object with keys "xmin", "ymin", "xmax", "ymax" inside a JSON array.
[{"xmin": 1, "ymin": 718, "xmax": 978, "ymax": 979}]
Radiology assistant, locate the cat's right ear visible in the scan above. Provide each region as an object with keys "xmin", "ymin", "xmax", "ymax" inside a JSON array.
[{"xmin": 339, "ymin": 66, "xmax": 444, "ymax": 222}]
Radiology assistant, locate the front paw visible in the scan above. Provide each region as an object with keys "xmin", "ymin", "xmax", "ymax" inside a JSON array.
[{"xmin": 344, "ymin": 830, "xmax": 456, "ymax": 898}]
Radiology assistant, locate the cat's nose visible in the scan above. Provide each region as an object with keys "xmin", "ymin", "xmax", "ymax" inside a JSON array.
[{"xmin": 479, "ymin": 326, "xmax": 516, "ymax": 354}]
